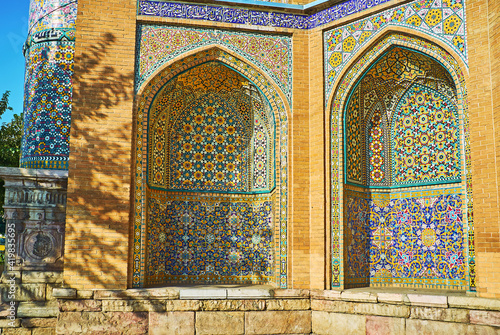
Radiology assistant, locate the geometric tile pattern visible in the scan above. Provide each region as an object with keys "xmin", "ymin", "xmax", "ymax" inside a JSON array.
[
  {"xmin": 328, "ymin": 33, "xmax": 474, "ymax": 290},
  {"xmin": 392, "ymin": 83, "xmax": 460, "ymax": 186},
  {"xmin": 325, "ymin": 0, "xmax": 467, "ymax": 98},
  {"xmin": 345, "ymin": 188, "xmax": 467, "ymax": 290},
  {"xmin": 148, "ymin": 62, "xmax": 275, "ymax": 193},
  {"xmin": 29, "ymin": 0, "xmax": 78, "ymax": 34},
  {"xmin": 146, "ymin": 192, "xmax": 274, "ymax": 286},
  {"xmin": 345, "ymin": 47, "xmax": 461, "ymax": 187},
  {"xmin": 20, "ymin": 42, "xmax": 74, "ymax": 170},
  {"xmin": 21, "ymin": 0, "xmax": 78, "ymax": 170},
  {"xmin": 136, "ymin": 25, "xmax": 292, "ymax": 102},
  {"xmin": 138, "ymin": 0, "xmax": 392, "ymax": 30},
  {"xmin": 368, "ymin": 108, "xmax": 386, "ymax": 184},
  {"xmin": 134, "ymin": 48, "xmax": 289, "ymax": 288},
  {"xmin": 145, "ymin": 61, "xmax": 277, "ymax": 286}
]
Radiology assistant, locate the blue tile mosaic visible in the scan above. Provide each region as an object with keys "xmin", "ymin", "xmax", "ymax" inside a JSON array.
[{"xmin": 137, "ymin": 0, "xmax": 391, "ymax": 29}]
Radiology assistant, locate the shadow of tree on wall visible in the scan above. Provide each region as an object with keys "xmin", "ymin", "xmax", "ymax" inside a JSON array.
[
  {"xmin": 63, "ymin": 32, "xmax": 136, "ymax": 289},
  {"xmin": 62, "ymin": 35, "xmax": 279, "ymax": 290}
]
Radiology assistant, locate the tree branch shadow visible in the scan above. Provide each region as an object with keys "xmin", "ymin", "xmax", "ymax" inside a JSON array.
[{"xmin": 63, "ymin": 32, "xmax": 136, "ymax": 289}]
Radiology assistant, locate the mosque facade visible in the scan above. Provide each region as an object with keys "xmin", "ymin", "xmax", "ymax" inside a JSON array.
[{"xmin": 1, "ymin": 0, "xmax": 499, "ymax": 333}]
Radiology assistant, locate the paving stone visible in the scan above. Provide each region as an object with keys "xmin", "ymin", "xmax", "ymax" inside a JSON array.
[
  {"xmin": 449, "ymin": 296, "xmax": 500, "ymax": 311},
  {"xmin": 0, "ymin": 301, "xmax": 17, "ymax": 318},
  {"xmin": 341, "ymin": 291, "xmax": 377, "ymax": 303},
  {"xmin": 180, "ymin": 288, "xmax": 226, "ymax": 300},
  {"xmin": 166, "ymin": 299, "xmax": 202, "ymax": 311},
  {"xmin": 1, "ymin": 271, "xmax": 21, "ymax": 284},
  {"xmin": 21, "ymin": 318, "xmax": 57, "ymax": 328},
  {"xmin": 470, "ymin": 310, "xmax": 500, "ymax": 327},
  {"xmin": 406, "ymin": 319, "xmax": 467, "ymax": 334},
  {"xmin": 94, "ymin": 288, "xmax": 179, "ymax": 300},
  {"xmin": 56, "ymin": 312, "xmax": 148, "ymax": 334},
  {"xmin": 196, "ymin": 312, "xmax": 244, "ymax": 335},
  {"xmin": 377, "ymin": 292, "xmax": 405, "ymax": 304},
  {"xmin": 273, "ymin": 289, "xmax": 310, "ymax": 299},
  {"xmin": 354, "ymin": 302, "xmax": 410, "ymax": 318},
  {"xmin": 46, "ymin": 283, "xmax": 62, "ymax": 301},
  {"xmin": 366, "ymin": 315, "xmax": 405, "ymax": 335},
  {"xmin": 52, "ymin": 288, "xmax": 76, "ymax": 299},
  {"xmin": 227, "ymin": 288, "xmax": 271, "ymax": 299},
  {"xmin": 32, "ymin": 329, "xmax": 56, "ymax": 335},
  {"xmin": 466, "ymin": 324, "xmax": 500, "ymax": 335},
  {"xmin": 310, "ymin": 290, "xmax": 341, "ymax": 300},
  {"xmin": 311, "ymin": 299, "xmax": 355, "ymax": 313},
  {"xmin": 0, "ymin": 318, "xmax": 21, "ymax": 327},
  {"xmin": 2, "ymin": 328, "xmax": 32, "ymax": 335},
  {"xmin": 312, "ymin": 311, "xmax": 365, "ymax": 335},
  {"xmin": 150, "ymin": 312, "xmax": 194, "ymax": 335},
  {"xmin": 407, "ymin": 294, "xmax": 448, "ymax": 308},
  {"xmin": 1, "ymin": 283, "xmax": 46, "ymax": 302},
  {"xmin": 245, "ymin": 311, "xmax": 311, "ymax": 334},
  {"xmin": 266, "ymin": 299, "xmax": 310, "ymax": 311},
  {"xmin": 75, "ymin": 290, "xmax": 94, "ymax": 299},
  {"xmin": 59, "ymin": 299, "xmax": 102, "ymax": 312},
  {"xmin": 201, "ymin": 299, "xmax": 265, "ymax": 311},
  {"xmin": 102, "ymin": 299, "xmax": 165, "ymax": 312},
  {"xmin": 410, "ymin": 306, "xmax": 469, "ymax": 323},
  {"xmin": 17, "ymin": 301, "xmax": 59, "ymax": 318}
]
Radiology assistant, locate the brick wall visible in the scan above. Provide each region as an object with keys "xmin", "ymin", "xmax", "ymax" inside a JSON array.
[
  {"xmin": 291, "ymin": 32, "xmax": 312, "ymax": 288},
  {"xmin": 466, "ymin": 0, "xmax": 500, "ymax": 298},
  {"xmin": 309, "ymin": 30, "xmax": 327, "ymax": 289},
  {"xmin": 59, "ymin": 0, "xmax": 500, "ymax": 295},
  {"xmin": 64, "ymin": 0, "xmax": 137, "ymax": 289}
]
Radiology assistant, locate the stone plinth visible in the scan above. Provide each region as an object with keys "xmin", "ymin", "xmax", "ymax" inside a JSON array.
[{"xmin": 0, "ymin": 167, "xmax": 68, "ymax": 273}]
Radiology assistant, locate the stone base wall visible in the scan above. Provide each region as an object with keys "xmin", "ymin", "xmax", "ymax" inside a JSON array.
[{"xmin": 1, "ymin": 287, "xmax": 499, "ymax": 334}]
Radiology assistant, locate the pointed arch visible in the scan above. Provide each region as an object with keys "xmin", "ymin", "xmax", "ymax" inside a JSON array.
[
  {"xmin": 131, "ymin": 47, "xmax": 290, "ymax": 288},
  {"xmin": 328, "ymin": 31, "xmax": 474, "ymax": 291}
]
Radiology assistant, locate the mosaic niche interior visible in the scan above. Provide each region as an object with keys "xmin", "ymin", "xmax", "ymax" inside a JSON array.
[
  {"xmin": 342, "ymin": 46, "xmax": 467, "ymax": 290},
  {"xmin": 145, "ymin": 61, "xmax": 280, "ymax": 286},
  {"xmin": 325, "ymin": 0, "xmax": 467, "ymax": 97}
]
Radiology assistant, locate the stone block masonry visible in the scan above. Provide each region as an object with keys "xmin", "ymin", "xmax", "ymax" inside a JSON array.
[{"xmin": 1, "ymin": 287, "xmax": 499, "ymax": 334}]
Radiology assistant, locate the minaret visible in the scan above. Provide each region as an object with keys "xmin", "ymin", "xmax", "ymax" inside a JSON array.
[{"xmin": 21, "ymin": 0, "xmax": 78, "ymax": 169}]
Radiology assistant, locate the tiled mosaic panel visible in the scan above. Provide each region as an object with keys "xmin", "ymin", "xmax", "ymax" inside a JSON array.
[
  {"xmin": 146, "ymin": 195, "xmax": 274, "ymax": 286},
  {"xmin": 368, "ymin": 108, "xmax": 386, "ymax": 184},
  {"xmin": 345, "ymin": 47, "xmax": 460, "ymax": 187},
  {"xmin": 149, "ymin": 62, "xmax": 275, "ymax": 193},
  {"xmin": 345, "ymin": 190, "xmax": 467, "ymax": 289},
  {"xmin": 329, "ymin": 33, "xmax": 474, "ymax": 289},
  {"xmin": 345, "ymin": 87, "xmax": 364, "ymax": 184},
  {"xmin": 21, "ymin": 42, "xmax": 74, "ymax": 169},
  {"xmin": 29, "ymin": 0, "xmax": 78, "ymax": 34},
  {"xmin": 392, "ymin": 84, "xmax": 460, "ymax": 186},
  {"xmin": 137, "ymin": 25, "xmax": 292, "ymax": 101},
  {"xmin": 170, "ymin": 95, "xmax": 251, "ymax": 192},
  {"xmin": 138, "ymin": 0, "xmax": 391, "ymax": 30},
  {"xmin": 134, "ymin": 49, "xmax": 289, "ymax": 288},
  {"xmin": 325, "ymin": 0, "xmax": 467, "ymax": 99}
]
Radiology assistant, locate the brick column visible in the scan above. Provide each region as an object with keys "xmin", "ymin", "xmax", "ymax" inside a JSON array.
[
  {"xmin": 64, "ymin": 0, "xmax": 137, "ymax": 289},
  {"xmin": 291, "ymin": 32, "xmax": 311, "ymax": 288},
  {"xmin": 467, "ymin": 0, "xmax": 500, "ymax": 298},
  {"xmin": 309, "ymin": 29, "xmax": 327, "ymax": 289}
]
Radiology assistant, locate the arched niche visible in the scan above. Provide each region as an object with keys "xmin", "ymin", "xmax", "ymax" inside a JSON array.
[
  {"xmin": 132, "ymin": 49, "xmax": 289, "ymax": 289},
  {"xmin": 342, "ymin": 46, "xmax": 467, "ymax": 290}
]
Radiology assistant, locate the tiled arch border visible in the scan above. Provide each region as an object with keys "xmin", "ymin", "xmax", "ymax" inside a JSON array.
[
  {"xmin": 132, "ymin": 47, "xmax": 291, "ymax": 288},
  {"xmin": 326, "ymin": 30, "xmax": 474, "ymax": 290}
]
